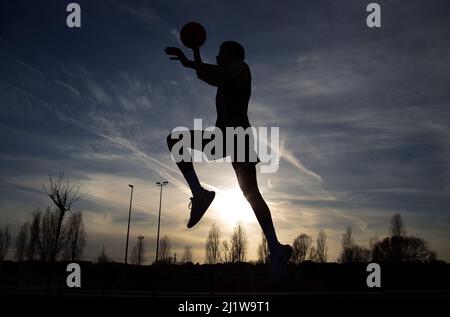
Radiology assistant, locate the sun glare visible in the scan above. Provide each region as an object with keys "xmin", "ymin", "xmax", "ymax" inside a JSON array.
[{"xmin": 212, "ymin": 189, "xmax": 256, "ymax": 225}]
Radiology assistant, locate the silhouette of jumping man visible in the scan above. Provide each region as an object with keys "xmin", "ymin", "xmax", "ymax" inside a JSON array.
[{"xmin": 165, "ymin": 41, "xmax": 292, "ymax": 279}]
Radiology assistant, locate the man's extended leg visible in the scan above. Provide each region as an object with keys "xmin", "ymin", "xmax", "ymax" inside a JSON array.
[
  {"xmin": 234, "ymin": 164, "xmax": 292, "ymax": 279},
  {"xmin": 167, "ymin": 131, "xmax": 215, "ymax": 228},
  {"xmin": 233, "ymin": 164, "xmax": 280, "ymax": 252}
]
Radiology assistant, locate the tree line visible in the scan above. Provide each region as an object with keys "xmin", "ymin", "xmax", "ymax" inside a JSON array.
[
  {"xmin": 146, "ymin": 223, "xmax": 327, "ymax": 265},
  {"xmin": 0, "ymin": 174, "xmax": 439, "ymax": 265}
]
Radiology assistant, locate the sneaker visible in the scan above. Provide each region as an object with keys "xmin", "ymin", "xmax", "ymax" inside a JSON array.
[
  {"xmin": 187, "ymin": 189, "xmax": 215, "ymax": 228},
  {"xmin": 268, "ymin": 244, "xmax": 293, "ymax": 284}
]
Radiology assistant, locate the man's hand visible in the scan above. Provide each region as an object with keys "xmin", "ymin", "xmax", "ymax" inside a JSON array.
[{"xmin": 165, "ymin": 47, "xmax": 189, "ymax": 67}]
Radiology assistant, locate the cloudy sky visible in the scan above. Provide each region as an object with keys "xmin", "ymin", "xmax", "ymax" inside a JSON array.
[{"xmin": 1, "ymin": 0, "xmax": 449, "ymax": 263}]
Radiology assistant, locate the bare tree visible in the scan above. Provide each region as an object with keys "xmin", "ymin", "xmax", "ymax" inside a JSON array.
[
  {"xmin": 257, "ymin": 233, "xmax": 269, "ymax": 264},
  {"xmin": 401, "ymin": 236, "xmax": 437, "ymax": 262},
  {"xmin": 130, "ymin": 235, "xmax": 145, "ymax": 265},
  {"xmin": 38, "ymin": 208, "xmax": 63, "ymax": 261},
  {"xmin": 15, "ymin": 222, "xmax": 29, "ymax": 262},
  {"xmin": 342, "ymin": 226, "xmax": 354, "ymax": 249},
  {"xmin": 390, "ymin": 213, "xmax": 406, "ymax": 238},
  {"xmin": 291, "ymin": 233, "xmax": 312, "ymax": 264},
  {"xmin": 352, "ymin": 245, "xmax": 372, "ymax": 262},
  {"xmin": 181, "ymin": 245, "xmax": 193, "ymax": 264},
  {"xmin": 96, "ymin": 246, "xmax": 111, "ymax": 263},
  {"xmin": 0, "ymin": 226, "xmax": 11, "ymax": 261},
  {"xmin": 26, "ymin": 210, "xmax": 41, "ymax": 261},
  {"xmin": 338, "ymin": 226, "xmax": 371, "ymax": 263},
  {"xmin": 43, "ymin": 172, "xmax": 83, "ymax": 262},
  {"xmin": 159, "ymin": 235, "xmax": 171, "ymax": 264},
  {"xmin": 369, "ymin": 235, "xmax": 379, "ymax": 252},
  {"xmin": 205, "ymin": 224, "xmax": 221, "ymax": 264},
  {"xmin": 63, "ymin": 211, "xmax": 86, "ymax": 261},
  {"xmin": 316, "ymin": 229, "xmax": 328, "ymax": 263},
  {"xmin": 339, "ymin": 226, "xmax": 355, "ymax": 263},
  {"xmin": 339, "ymin": 246, "xmax": 371, "ymax": 263},
  {"xmin": 389, "ymin": 213, "xmax": 406, "ymax": 262},
  {"xmin": 308, "ymin": 246, "xmax": 317, "ymax": 262},
  {"xmin": 221, "ymin": 241, "xmax": 232, "ymax": 263},
  {"xmin": 231, "ymin": 223, "xmax": 248, "ymax": 262}
]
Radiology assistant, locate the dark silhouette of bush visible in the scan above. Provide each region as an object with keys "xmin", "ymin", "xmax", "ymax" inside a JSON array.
[
  {"xmin": 371, "ymin": 214, "xmax": 437, "ymax": 262},
  {"xmin": 372, "ymin": 236, "xmax": 437, "ymax": 262}
]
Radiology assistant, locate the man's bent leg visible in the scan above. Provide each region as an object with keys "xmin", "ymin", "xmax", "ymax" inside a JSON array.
[
  {"xmin": 167, "ymin": 131, "xmax": 215, "ymax": 228},
  {"xmin": 166, "ymin": 132, "xmax": 202, "ymax": 195}
]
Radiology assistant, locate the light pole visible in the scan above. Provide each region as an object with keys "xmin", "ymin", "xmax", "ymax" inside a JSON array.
[
  {"xmin": 137, "ymin": 235, "xmax": 144, "ymax": 265},
  {"xmin": 155, "ymin": 181, "xmax": 168, "ymax": 264},
  {"xmin": 124, "ymin": 184, "xmax": 134, "ymax": 265}
]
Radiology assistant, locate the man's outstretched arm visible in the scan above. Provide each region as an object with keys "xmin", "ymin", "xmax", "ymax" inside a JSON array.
[
  {"xmin": 192, "ymin": 48, "xmax": 221, "ymax": 86},
  {"xmin": 165, "ymin": 47, "xmax": 222, "ymax": 86}
]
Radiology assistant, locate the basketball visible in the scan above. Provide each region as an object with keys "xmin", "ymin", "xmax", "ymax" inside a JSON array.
[{"xmin": 180, "ymin": 22, "xmax": 207, "ymax": 48}]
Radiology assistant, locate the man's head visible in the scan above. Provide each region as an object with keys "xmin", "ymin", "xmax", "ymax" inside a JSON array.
[{"xmin": 216, "ymin": 41, "xmax": 245, "ymax": 66}]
